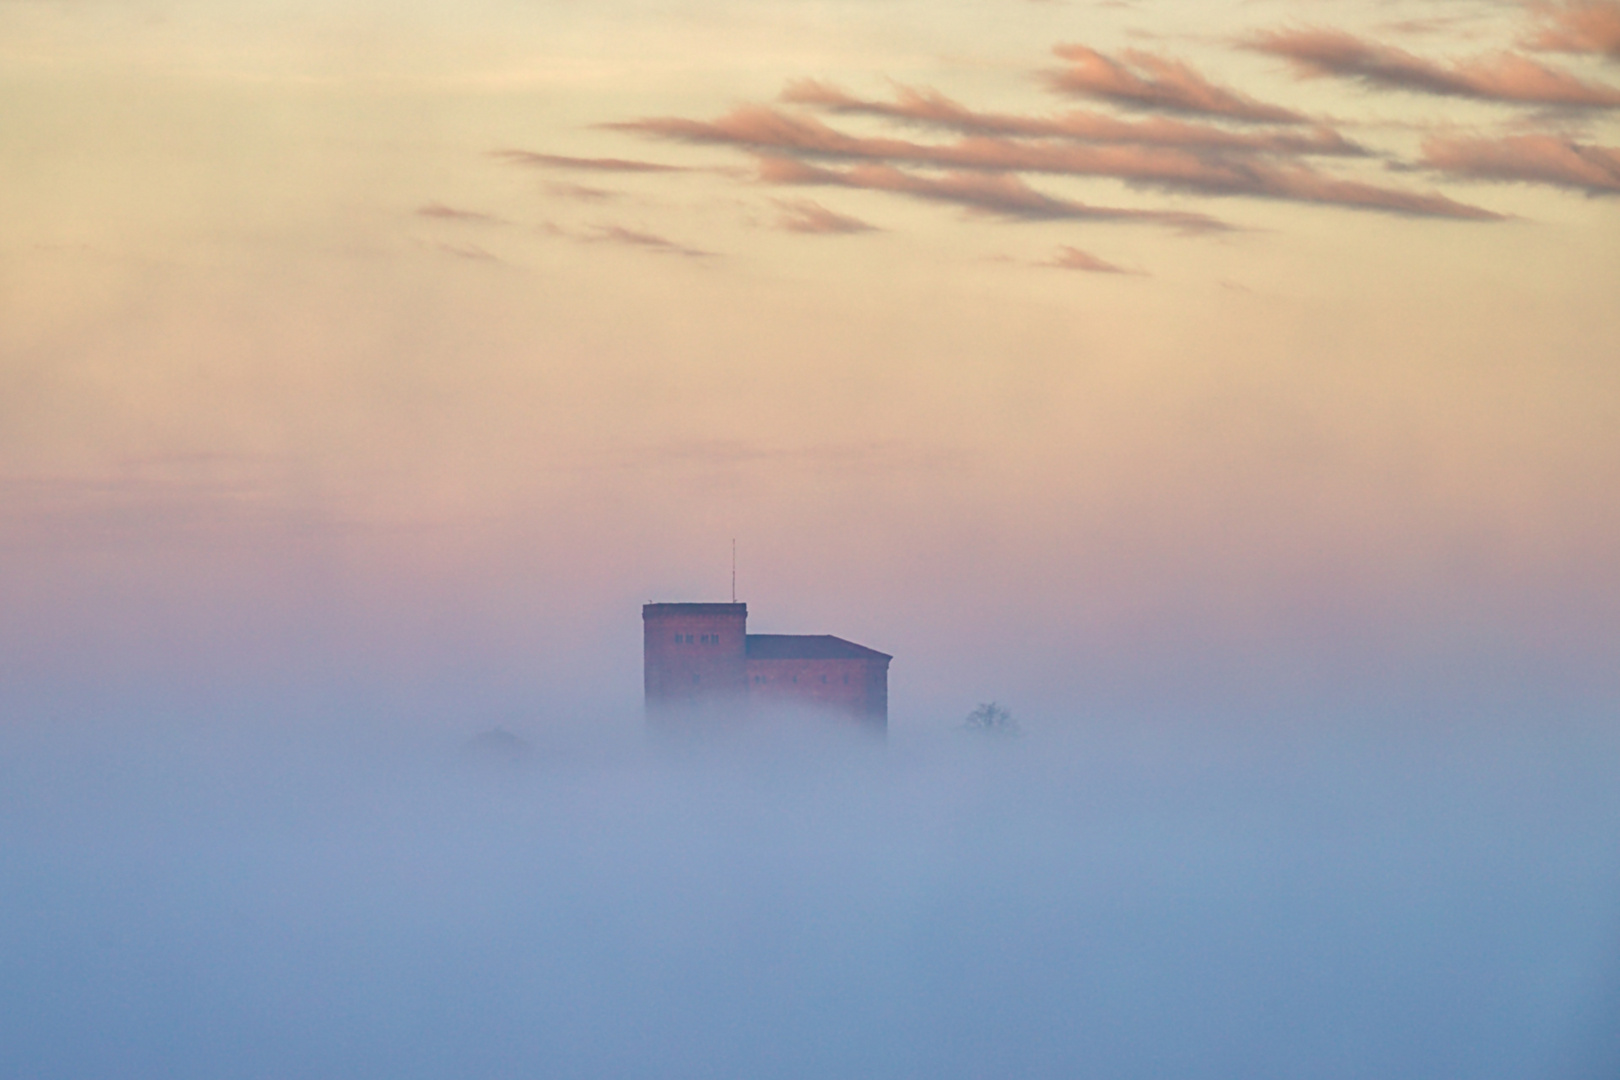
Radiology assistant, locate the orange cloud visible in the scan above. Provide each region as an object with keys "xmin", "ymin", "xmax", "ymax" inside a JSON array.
[
  {"xmin": 781, "ymin": 79, "xmax": 1364, "ymax": 156},
  {"xmin": 609, "ymin": 107, "xmax": 915, "ymax": 162},
  {"xmin": 773, "ymin": 198, "xmax": 877, "ymax": 234},
  {"xmin": 1252, "ymin": 29, "xmax": 1620, "ymax": 106},
  {"xmin": 416, "ymin": 203, "xmax": 503, "ymax": 223},
  {"xmin": 545, "ymin": 183, "xmax": 621, "ymax": 202},
  {"xmin": 1049, "ymin": 45, "xmax": 1306, "ymax": 123},
  {"xmin": 1423, "ymin": 133, "xmax": 1620, "ymax": 192},
  {"xmin": 1525, "ymin": 2, "xmax": 1620, "ymax": 59},
  {"xmin": 755, "ymin": 157, "xmax": 1224, "ymax": 229},
  {"xmin": 429, "ymin": 241, "xmax": 500, "ymax": 262},
  {"xmin": 588, "ymin": 225, "xmax": 716, "ymax": 258},
  {"xmin": 621, "ymin": 106, "xmax": 1498, "ymax": 219},
  {"xmin": 1043, "ymin": 245, "xmax": 1132, "ymax": 273},
  {"xmin": 490, "ymin": 150, "xmax": 691, "ymax": 172}
]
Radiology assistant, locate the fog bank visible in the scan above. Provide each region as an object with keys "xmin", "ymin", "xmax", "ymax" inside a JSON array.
[{"xmin": 3, "ymin": 706, "xmax": 1617, "ymax": 1079}]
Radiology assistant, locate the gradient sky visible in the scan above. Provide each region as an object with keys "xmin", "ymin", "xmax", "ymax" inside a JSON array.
[{"xmin": 3, "ymin": 0, "xmax": 1618, "ymax": 727}]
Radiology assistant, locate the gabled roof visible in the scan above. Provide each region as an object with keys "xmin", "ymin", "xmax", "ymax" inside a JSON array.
[{"xmin": 746, "ymin": 634, "xmax": 891, "ymax": 661}]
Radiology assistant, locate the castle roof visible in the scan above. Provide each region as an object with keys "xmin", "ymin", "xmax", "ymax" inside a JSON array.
[
  {"xmin": 643, "ymin": 603, "xmax": 747, "ymax": 617},
  {"xmin": 746, "ymin": 634, "xmax": 891, "ymax": 661}
]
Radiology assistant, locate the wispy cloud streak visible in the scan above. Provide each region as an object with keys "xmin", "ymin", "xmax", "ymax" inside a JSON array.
[
  {"xmin": 755, "ymin": 157, "xmax": 1226, "ymax": 230},
  {"xmin": 588, "ymin": 225, "xmax": 715, "ymax": 258},
  {"xmin": 434, "ymin": 242, "xmax": 499, "ymax": 262},
  {"xmin": 782, "ymin": 79, "xmax": 1364, "ymax": 156},
  {"xmin": 1525, "ymin": 2, "xmax": 1620, "ymax": 59},
  {"xmin": 618, "ymin": 106, "xmax": 1499, "ymax": 219},
  {"xmin": 773, "ymin": 198, "xmax": 877, "ymax": 233},
  {"xmin": 1423, "ymin": 133, "xmax": 1620, "ymax": 192},
  {"xmin": 545, "ymin": 183, "xmax": 622, "ymax": 202},
  {"xmin": 417, "ymin": 203, "xmax": 502, "ymax": 223},
  {"xmin": 1252, "ymin": 29, "xmax": 1620, "ymax": 107},
  {"xmin": 491, "ymin": 149, "xmax": 691, "ymax": 172},
  {"xmin": 1043, "ymin": 245, "xmax": 1133, "ymax": 273},
  {"xmin": 1049, "ymin": 45, "xmax": 1306, "ymax": 123}
]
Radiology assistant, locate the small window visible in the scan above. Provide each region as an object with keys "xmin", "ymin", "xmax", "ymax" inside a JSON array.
[
  {"xmin": 843, "ymin": 674, "xmax": 849, "ymax": 685},
  {"xmin": 674, "ymin": 633, "xmax": 681, "ymax": 644},
  {"xmin": 686, "ymin": 634, "xmax": 694, "ymax": 644},
  {"xmin": 819, "ymin": 675, "xmax": 827, "ymax": 684},
  {"xmin": 692, "ymin": 673, "xmax": 700, "ymax": 684},
  {"xmin": 791, "ymin": 675, "xmax": 798, "ymax": 683}
]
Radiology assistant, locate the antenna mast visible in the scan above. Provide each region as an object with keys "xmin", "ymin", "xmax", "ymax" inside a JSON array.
[{"xmin": 731, "ymin": 538, "xmax": 737, "ymax": 603}]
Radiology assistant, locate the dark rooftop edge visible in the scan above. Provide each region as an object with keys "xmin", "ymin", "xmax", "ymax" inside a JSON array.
[
  {"xmin": 746, "ymin": 634, "xmax": 892, "ymax": 661},
  {"xmin": 644, "ymin": 602, "xmax": 748, "ymax": 616}
]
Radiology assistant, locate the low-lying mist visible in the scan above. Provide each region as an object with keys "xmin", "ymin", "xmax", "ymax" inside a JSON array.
[{"xmin": 3, "ymin": 704, "xmax": 1618, "ymax": 1079}]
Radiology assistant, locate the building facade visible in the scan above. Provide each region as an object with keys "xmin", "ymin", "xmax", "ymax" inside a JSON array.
[{"xmin": 643, "ymin": 602, "xmax": 890, "ymax": 729}]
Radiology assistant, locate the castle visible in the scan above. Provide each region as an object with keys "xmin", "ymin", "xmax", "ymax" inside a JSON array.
[{"xmin": 643, "ymin": 603, "xmax": 891, "ymax": 729}]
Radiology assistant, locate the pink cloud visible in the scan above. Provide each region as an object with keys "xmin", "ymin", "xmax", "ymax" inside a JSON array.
[
  {"xmin": 490, "ymin": 149, "xmax": 691, "ymax": 172},
  {"xmin": 588, "ymin": 225, "xmax": 716, "ymax": 258},
  {"xmin": 621, "ymin": 106, "xmax": 1498, "ymax": 219},
  {"xmin": 1525, "ymin": 2, "xmax": 1620, "ymax": 59},
  {"xmin": 1049, "ymin": 45, "xmax": 1306, "ymax": 123},
  {"xmin": 1423, "ymin": 133, "xmax": 1620, "ymax": 192},
  {"xmin": 782, "ymin": 79, "xmax": 1364, "ymax": 156},
  {"xmin": 754, "ymin": 157, "xmax": 1226, "ymax": 230},
  {"xmin": 416, "ymin": 203, "xmax": 502, "ymax": 223},
  {"xmin": 608, "ymin": 107, "xmax": 916, "ymax": 162},
  {"xmin": 545, "ymin": 183, "xmax": 621, "ymax": 202},
  {"xmin": 1043, "ymin": 245, "xmax": 1132, "ymax": 273},
  {"xmin": 1240, "ymin": 162, "xmax": 1504, "ymax": 218},
  {"xmin": 773, "ymin": 198, "xmax": 878, "ymax": 233},
  {"xmin": 430, "ymin": 241, "xmax": 500, "ymax": 262},
  {"xmin": 1252, "ymin": 29, "xmax": 1620, "ymax": 106}
]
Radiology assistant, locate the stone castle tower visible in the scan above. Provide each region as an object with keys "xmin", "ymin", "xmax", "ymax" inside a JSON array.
[{"xmin": 643, "ymin": 602, "xmax": 890, "ymax": 729}]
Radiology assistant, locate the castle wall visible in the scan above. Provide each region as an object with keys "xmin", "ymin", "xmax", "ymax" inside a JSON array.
[
  {"xmin": 746, "ymin": 657, "xmax": 888, "ymax": 728},
  {"xmin": 642, "ymin": 603, "xmax": 747, "ymax": 711},
  {"xmin": 644, "ymin": 603, "xmax": 889, "ymax": 729}
]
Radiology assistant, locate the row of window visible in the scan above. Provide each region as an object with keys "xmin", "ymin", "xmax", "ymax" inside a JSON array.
[
  {"xmin": 673, "ymin": 633, "xmax": 723, "ymax": 644},
  {"xmin": 683, "ymin": 673, "xmax": 854, "ymax": 686}
]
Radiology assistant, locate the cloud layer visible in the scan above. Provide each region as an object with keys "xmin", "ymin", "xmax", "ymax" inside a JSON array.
[
  {"xmin": 773, "ymin": 198, "xmax": 877, "ymax": 234},
  {"xmin": 1252, "ymin": 29, "xmax": 1620, "ymax": 107},
  {"xmin": 4, "ymin": 713, "xmax": 1617, "ymax": 1080},
  {"xmin": 615, "ymin": 101, "xmax": 1497, "ymax": 221},
  {"xmin": 1423, "ymin": 133, "xmax": 1620, "ymax": 192},
  {"xmin": 754, "ymin": 157, "xmax": 1227, "ymax": 229},
  {"xmin": 491, "ymin": 150, "xmax": 691, "ymax": 172},
  {"xmin": 1525, "ymin": 1, "xmax": 1620, "ymax": 59},
  {"xmin": 780, "ymin": 80, "xmax": 1366, "ymax": 157},
  {"xmin": 1049, "ymin": 45, "xmax": 1306, "ymax": 123},
  {"xmin": 1043, "ymin": 245, "xmax": 1131, "ymax": 273},
  {"xmin": 488, "ymin": 11, "xmax": 1620, "ymax": 271}
]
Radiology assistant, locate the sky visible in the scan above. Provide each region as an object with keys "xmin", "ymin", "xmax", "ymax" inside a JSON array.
[
  {"xmin": 4, "ymin": 0, "xmax": 1619, "ymax": 725},
  {"xmin": 4, "ymin": 3, "xmax": 1620, "ymax": 1076}
]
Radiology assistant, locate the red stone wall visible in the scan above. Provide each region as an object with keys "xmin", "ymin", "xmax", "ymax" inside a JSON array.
[
  {"xmin": 643, "ymin": 605, "xmax": 748, "ymax": 709},
  {"xmin": 746, "ymin": 656, "xmax": 888, "ymax": 727}
]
